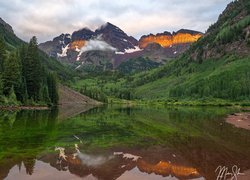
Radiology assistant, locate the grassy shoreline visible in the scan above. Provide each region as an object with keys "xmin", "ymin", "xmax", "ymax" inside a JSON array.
[
  {"xmin": 1, "ymin": 97, "xmax": 250, "ymax": 111},
  {"xmin": 108, "ymin": 97, "xmax": 250, "ymax": 107},
  {"xmin": 0, "ymin": 105, "xmax": 50, "ymax": 110}
]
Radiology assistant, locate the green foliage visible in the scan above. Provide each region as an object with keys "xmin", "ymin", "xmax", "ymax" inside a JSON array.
[
  {"xmin": 217, "ymin": 26, "xmax": 235, "ymax": 44},
  {"xmin": 0, "ymin": 22, "xmax": 23, "ymax": 51},
  {"xmin": 2, "ymin": 52, "xmax": 21, "ymax": 96},
  {"xmin": 117, "ymin": 57, "xmax": 160, "ymax": 75},
  {"xmin": 217, "ymin": 15, "xmax": 250, "ymax": 44},
  {"xmin": 80, "ymin": 64, "xmax": 105, "ymax": 75},
  {"xmin": 79, "ymin": 62, "xmax": 113, "ymax": 76},
  {"xmin": 79, "ymin": 86, "xmax": 108, "ymax": 103},
  {"xmin": 130, "ymin": 56, "xmax": 250, "ymax": 102},
  {"xmin": 7, "ymin": 86, "xmax": 19, "ymax": 105}
]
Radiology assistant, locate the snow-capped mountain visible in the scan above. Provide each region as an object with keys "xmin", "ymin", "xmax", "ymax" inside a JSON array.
[
  {"xmin": 39, "ymin": 22, "xmax": 140, "ymax": 67},
  {"xmin": 39, "ymin": 33, "xmax": 71, "ymax": 58},
  {"xmin": 39, "ymin": 22, "xmax": 203, "ymax": 70},
  {"xmin": 95, "ymin": 22, "xmax": 138, "ymax": 52}
]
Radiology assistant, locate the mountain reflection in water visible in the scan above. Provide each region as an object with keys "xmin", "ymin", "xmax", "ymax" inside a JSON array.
[{"xmin": 0, "ymin": 106, "xmax": 250, "ymax": 179}]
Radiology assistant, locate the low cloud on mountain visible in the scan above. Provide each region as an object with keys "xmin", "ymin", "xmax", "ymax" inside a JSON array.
[{"xmin": 80, "ymin": 36, "xmax": 116, "ymax": 53}]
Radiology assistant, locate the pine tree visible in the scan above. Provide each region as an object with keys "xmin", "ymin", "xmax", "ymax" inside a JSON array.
[
  {"xmin": 24, "ymin": 36, "xmax": 42, "ymax": 101},
  {"xmin": 2, "ymin": 52, "xmax": 21, "ymax": 96}
]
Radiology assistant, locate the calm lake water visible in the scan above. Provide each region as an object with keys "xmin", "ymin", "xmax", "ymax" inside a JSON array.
[{"xmin": 0, "ymin": 105, "xmax": 250, "ymax": 180}]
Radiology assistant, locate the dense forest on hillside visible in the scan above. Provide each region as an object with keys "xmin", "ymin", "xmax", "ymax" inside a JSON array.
[{"xmin": 0, "ymin": 36, "xmax": 58, "ymax": 106}]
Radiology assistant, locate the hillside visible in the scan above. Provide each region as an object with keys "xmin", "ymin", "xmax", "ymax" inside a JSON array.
[
  {"xmin": 188, "ymin": 0, "xmax": 250, "ymax": 61},
  {"xmin": 0, "ymin": 18, "xmax": 23, "ymax": 51},
  {"xmin": 126, "ymin": 0, "xmax": 250, "ymax": 103}
]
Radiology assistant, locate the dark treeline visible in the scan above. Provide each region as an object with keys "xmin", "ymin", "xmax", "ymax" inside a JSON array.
[{"xmin": 0, "ymin": 36, "xmax": 58, "ymax": 106}]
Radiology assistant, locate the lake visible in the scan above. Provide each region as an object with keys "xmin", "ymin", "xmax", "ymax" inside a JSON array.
[{"xmin": 0, "ymin": 105, "xmax": 250, "ymax": 180}]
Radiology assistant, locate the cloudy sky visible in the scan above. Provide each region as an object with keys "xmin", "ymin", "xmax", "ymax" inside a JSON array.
[{"xmin": 0, "ymin": 0, "xmax": 231, "ymax": 42}]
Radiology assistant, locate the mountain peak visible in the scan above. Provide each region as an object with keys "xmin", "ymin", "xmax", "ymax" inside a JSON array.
[
  {"xmin": 78, "ymin": 27, "xmax": 93, "ymax": 32},
  {"xmin": 104, "ymin": 22, "xmax": 115, "ymax": 26},
  {"xmin": 106, "ymin": 22, "xmax": 118, "ymax": 28},
  {"xmin": 95, "ymin": 22, "xmax": 138, "ymax": 52},
  {"xmin": 72, "ymin": 27, "xmax": 95, "ymax": 41},
  {"xmin": 96, "ymin": 22, "xmax": 121, "ymax": 32}
]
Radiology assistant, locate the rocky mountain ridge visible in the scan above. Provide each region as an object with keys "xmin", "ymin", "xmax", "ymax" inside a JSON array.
[
  {"xmin": 139, "ymin": 29, "xmax": 203, "ymax": 49},
  {"xmin": 39, "ymin": 22, "xmax": 203, "ymax": 70}
]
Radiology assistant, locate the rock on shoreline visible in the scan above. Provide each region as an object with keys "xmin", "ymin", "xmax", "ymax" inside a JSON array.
[{"xmin": 226, "ymin": 112, "xmax": 250, "ymax": 130}]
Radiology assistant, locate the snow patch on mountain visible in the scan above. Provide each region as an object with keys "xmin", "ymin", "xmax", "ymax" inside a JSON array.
[
  {"xmin": 115, "ymin": 46, "xmax": 142, "ymax": 55},
  {"xmin": 75, "ymin": 46, "xmax": 81, "ymax": 52},
  {"xmin": 125, "ymin": 46, "xmax": 142, "ymax": 53},
  {"xmin": 66, "ymin": 34, "xmax": 72, "ymax": 39},
  {"xmin": 59, "ymin": 40, "xmax": 65, "ymax": 45},
  {"xmin": 57, "ymin": 44, "xmax": 69, "ymax": 57},
  {"xmin": 115, "ymin": 52, "xmax": 125, "ymax": 55},
  {"xmin": 76, "ymin": 55, "xmax": 81, "ymax": 61}
]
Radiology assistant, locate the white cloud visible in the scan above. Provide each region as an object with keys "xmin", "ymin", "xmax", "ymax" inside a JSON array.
[
  {"xmin": 76, "ymin": 35, "xmax": 116, "ymax": 60},
  {"xmin": 80, "ymin": 35, "xmax": 116, "ymax": 53},
  {"xmin": 0, "ymin": 0, "xmax": 232, "ymax": 42}
]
